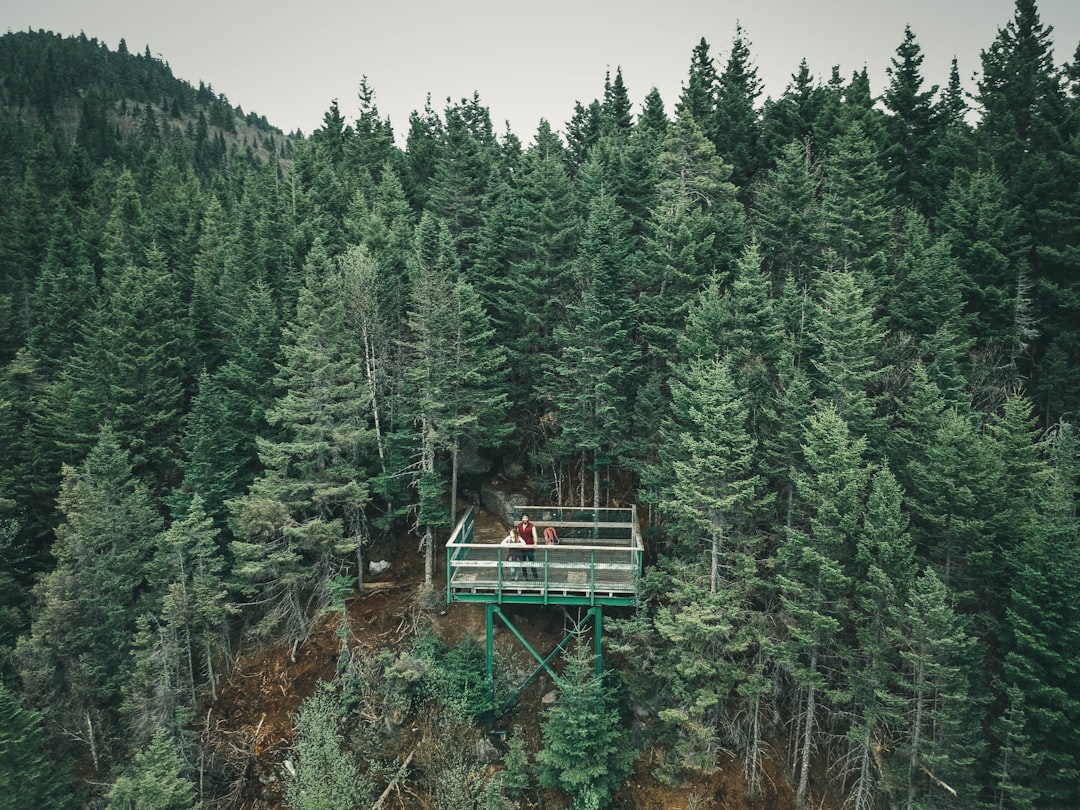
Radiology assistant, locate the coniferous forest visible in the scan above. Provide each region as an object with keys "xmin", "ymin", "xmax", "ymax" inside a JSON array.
[{"xmin": 2, "ymin": 2, "xmax": 1080, "ymax": 807}]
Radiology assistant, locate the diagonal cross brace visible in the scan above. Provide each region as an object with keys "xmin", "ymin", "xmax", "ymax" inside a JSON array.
[{"xmin": 486, "ymin": 604, "xmax": 602, "ymax": 718}]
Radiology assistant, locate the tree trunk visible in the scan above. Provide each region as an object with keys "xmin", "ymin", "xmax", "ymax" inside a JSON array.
[
  {"xmin": 795, "ymin": 650, "xmax": 818, "ymax": 809},
  {"xmin": 86, "ymin": 712, "xmax": 99, "ymax": 773},
  {"xmin": 451, "ymin": 441, "xmax": 459, "ymax": 529},
  {"xmin": 747, "ymin": 687, "xmax": 763, "ymax": 801},
  {"xmin": 710, "ymin": 526, "xmax": 722, "ymax": 594},
  {"xmin": 362, "ymin": 329, "xmax": 386, "ymax": 467},
  {"xmin": 906, "ymin": 661, "xmax": 926, "ymax": 810}
]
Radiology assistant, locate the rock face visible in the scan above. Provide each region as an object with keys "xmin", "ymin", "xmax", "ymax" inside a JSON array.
[
  {"xmin": 480, "ymin": 481, "xmax": 528, "ymax": 526},
  {"xmin": 458, "ymin": 435, "xmax": 494, "ymax": 477}
]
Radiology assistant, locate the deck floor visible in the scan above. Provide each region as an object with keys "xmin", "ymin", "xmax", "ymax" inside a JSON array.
[{"xmin": 449, "ymin": 547, "xmax": 638, "ymax": 600}]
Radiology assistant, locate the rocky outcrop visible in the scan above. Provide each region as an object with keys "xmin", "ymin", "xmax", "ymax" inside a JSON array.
[{"xmin": 480, "ymin": 481, "xmax": 528, "ymax": 526}]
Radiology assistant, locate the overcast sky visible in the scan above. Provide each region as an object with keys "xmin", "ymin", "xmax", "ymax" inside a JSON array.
[{"xmin": 5, "ymin": 0, "xmax": 1079, "ymax": 144}]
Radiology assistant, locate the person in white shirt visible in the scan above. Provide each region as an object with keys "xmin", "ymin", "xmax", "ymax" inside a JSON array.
[{"xmin": 500, "ymin": 527, "xmax": 525, "ymax": 581}]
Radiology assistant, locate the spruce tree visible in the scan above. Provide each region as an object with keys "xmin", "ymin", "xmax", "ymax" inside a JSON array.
[
  {"xmin": 882, "ymin": 26, "xmax": 938, "ymax": 211},
  {"xmin": 230, "ymin": 243, "xmax": 373, "ymax": 642},
  {"xmin": 714, "ymin": 23, "xmax": 763, "ymax": 192},
  {"xmin": 0, "ymin": 681, "xmax": 76, "ymax": 809},
  {"xmin": 536, "ymin": 642, "xmax": 634, "ymax": 809},
  {"xmin": 551, "ymin": 192, "xmax": 639, "ymax": 508},
  {"xmin": 15, "ymin": 424, "xmax": 163, "ymax": 771}
]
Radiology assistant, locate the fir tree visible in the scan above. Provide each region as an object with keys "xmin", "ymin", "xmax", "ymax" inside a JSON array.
[{"xmin": 537, "ymin": 642, "xmax": 635, "ymax": 809}]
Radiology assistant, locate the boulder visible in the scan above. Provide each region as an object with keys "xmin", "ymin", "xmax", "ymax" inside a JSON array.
[
  {"xmin": 369, "ymin": 559, "xmax": 391, "ymax": 575},
  {"xmin": 480, "ymin": 481, "xmax": 528, "ymax": 526},
  {"xmin": 458, "ymin": 435, "xmax": 494, "ymax": 477}
]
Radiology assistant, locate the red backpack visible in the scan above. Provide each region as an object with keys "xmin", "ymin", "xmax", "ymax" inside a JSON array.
[{"xmin": 543, "ymin": 526, "xmax": 560, "ymax": 545}]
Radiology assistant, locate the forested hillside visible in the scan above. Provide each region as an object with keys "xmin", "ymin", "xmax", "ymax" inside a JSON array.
[{"xmin": 1, "ymin": 1, "xmax": 1080, "ymax": 807}]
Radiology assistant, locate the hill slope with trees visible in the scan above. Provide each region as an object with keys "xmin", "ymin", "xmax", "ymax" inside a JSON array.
[{"xmin": 2, "ymin": 2, "xmax": 1080, "ymax": 807}]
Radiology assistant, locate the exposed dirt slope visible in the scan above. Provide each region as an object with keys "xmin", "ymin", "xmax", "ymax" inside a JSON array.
[{"xmin": 208, "ymin": 506, "xmax": 807, "ymax": 809}]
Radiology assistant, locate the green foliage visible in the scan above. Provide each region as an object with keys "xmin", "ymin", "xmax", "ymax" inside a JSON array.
[
  {"xmin": 284, "ymin": 687, "xmax": 372, "ymax": 810},
  {"xmin": 107, "ymin": 726, "xmax": 196, "ymax": 810},
  {"xmin": 499, "ymin": 730, "xmax": 533, "ymax": 798},
  {"xmin": 0, "ymin": 682, "xmax": 76, "ymax": 809},
  {"xmin": 4, "ymin": 12, "xmax": 1080, "ymax": 808},
  {"xmin": 537, "ymin": 642, "xmax": 635, "ymax": 809},
  {"xmin": 383, "ymin": 632, "xmax": 493, "ymax": 723}
]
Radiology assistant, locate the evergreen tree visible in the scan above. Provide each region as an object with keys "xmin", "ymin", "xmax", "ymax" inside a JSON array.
[
  {"xmin": 106, "ymin": 726, "xmax": 196, "ymax": 810},
  {"xmin": 0, "ymin": 681, "xmax": 76, "ymax": 809},
  {"xmin": 15, "ymin": 424, "xmax": 163, "ymax": 771},
  {"xmin": 997, "ymin": 423, "xmax": 1080, "ymax": 808},
  {"xmin": 714, "ymin": 23, "xmax": 763, "ymax": 192},
  {"xmin": 676, "ymin": 38, "xmax": 719, "ymax": 143},
  {"xmin": 896, "ymin": 568, "xmax": 981, "ymax": 809},
  {"xmin": 428, "ymin": 94, "xmax": 497, "ymax": 277},
  {"xmin": 401, "ymin": 95, "xmax": 444, "ymax": 211},
  {"xmin": 882, "ymin": 26, "xmax": 938, "ymax": 211},
  {"xmin": 29, "ymin": 208, "xmax": 97, "ymax": 377},
  {"xmin": 403, "ymin": 214, "xmax": 461, "ymax": 582},
  {"xmin": 816, "ymin": 122, "xmax": 894, "ymax": 301},
  {"xmin": 776, "ymin": 405, "xmax": 867, "ymax": 808},
  {"xmin": 230, "ymin": 244, "xmax": 373, "ymax": 642},
  {"xmin": 551, "ymin": 192, "xmax": 639, "ymax": 508},
  {"xmin": 938, "ymin": 169, "xmax": 1031, "ymax": 400},
  {"xmin": 651, "ymin": 355, "xmax": 765, "ymax": 592},
  {"xmin": 751, "ymin": 137, "xmax": 823, "ymax": 290},
  {"xmin": 845, "ymin": 465, "xmax": 914, "ymax": 810},
  {"xmin": 58, "ymin": 244, "xmax": 190, "ymax": 496},
  {"xmin": 284, "ymin": 687, "xmax": 372, "ymax": 810},
  {"xmin": 600, "ymin": 66, "xmax": 633, "ymax": 138},
  {"xmin": 536, "ymin": 642, "xmax": 635, "ymax": 810},
  {"xmin": 809, "ymin": 269, "xmax": 889, "ymax": 448}
]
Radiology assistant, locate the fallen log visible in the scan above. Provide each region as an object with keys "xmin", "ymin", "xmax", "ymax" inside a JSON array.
[{"xmin": 372, "ymin": 745, "xmax": 418, "ymax": 810}]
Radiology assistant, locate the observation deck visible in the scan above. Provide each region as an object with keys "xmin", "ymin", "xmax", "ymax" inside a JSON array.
[{"xmin": 445, "ymin": 505, "xmax": 643, "ymax": 607}]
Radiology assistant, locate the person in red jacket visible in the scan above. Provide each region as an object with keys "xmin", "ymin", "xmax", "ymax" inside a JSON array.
[{"xmin": 515, "ymin": 514, "xmax": 538, "ymax": 580}]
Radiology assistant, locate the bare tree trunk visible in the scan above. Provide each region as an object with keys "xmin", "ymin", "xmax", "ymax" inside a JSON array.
[
  {"xmin": 796, "ymin": 650, "xmax": 818, "ymax": 809},
  {"xmin": 906, "ymin": 662, "xmax": 926, "ymax": 810},
  {"xmin": 852, "ymin": 724, "xmax": 875, "ymax": 810},
  {"xmin": 710, "ymin": 526, "xmax": 722, "ymax": 594},
  {"xmin": 450, "ymin": 441, "xmax": 459, "ymax": 529},
  {"xmin": 86, "ymin": 712, "xmax": 99, "ymax": 773},
  {"xmin": 746, "ymin": 687, "xmax": 763, "ymax": 801},
  {"xmin": 205, "ymin": 641, "xmax": 217, "ymax": 703},
  {"xmin": 363, "ymin": 330, "xmax": 386, "ymax": 466},
  {"xmin": 423, "ymin": 417, "xmax": 436, "ymax": 585}
]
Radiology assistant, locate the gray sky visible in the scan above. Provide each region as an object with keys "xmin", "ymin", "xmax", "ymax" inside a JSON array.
[{"xmin": 5, "ymin": 0, "xmax": 1079, "ymax": 143}]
